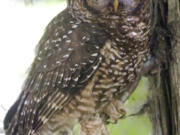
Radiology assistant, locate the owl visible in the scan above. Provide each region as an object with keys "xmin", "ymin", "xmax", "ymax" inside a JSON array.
[{"xmin": 4, "ymin": 0, "xmax": 153, "ymax": 135}]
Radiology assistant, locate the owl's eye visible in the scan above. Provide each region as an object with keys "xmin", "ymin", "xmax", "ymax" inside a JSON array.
[
  {"xmin": 118, "ymin": 0, "xmax": 141, "ymax": 8},
  {"xmin": 85, "ymin": 0, "xmax": 143, "ymax": 13},
  {"xmin": 86, "ymin": 0, "xmax": 111, "ymax": 11}
]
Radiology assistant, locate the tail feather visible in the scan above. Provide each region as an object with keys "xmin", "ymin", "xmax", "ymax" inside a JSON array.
[{"xmin": 3, "ymin": 98, "xmax": 21, "ymax": 132}]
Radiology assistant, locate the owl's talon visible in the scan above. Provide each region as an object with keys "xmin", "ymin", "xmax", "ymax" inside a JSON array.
[
  {"xmin": 104, "ymin": 99, "xmax": 126, "ymax": 123},
  {"xmin": 119, "ymin": 108, "xmax": 126, "ymax": 118}
]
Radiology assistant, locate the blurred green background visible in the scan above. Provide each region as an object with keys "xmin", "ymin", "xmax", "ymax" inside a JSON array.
[{"xmin": 0, "ymin": 0, "xmax": 152, "ymax": 135}]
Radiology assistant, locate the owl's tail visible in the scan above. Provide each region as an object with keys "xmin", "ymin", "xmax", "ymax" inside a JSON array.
[{"xmin": 3, "ymin": 98, "xmax": 21, "ymax": 135}]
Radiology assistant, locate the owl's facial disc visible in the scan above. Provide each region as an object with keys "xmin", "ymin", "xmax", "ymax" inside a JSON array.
[{"xmin": 85, "ymin": 0, "xmax": 142, "ymax": 14}]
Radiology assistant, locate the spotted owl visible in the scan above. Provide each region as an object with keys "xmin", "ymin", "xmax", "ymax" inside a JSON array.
[{"xmin": 4, "ymin": 0, "xmax": 153, "ymax": 135}]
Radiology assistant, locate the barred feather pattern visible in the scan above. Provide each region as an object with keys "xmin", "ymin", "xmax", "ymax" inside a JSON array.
[{"xmin": 4, "ymin": 0, "xmax": 152, "ymax": 135}]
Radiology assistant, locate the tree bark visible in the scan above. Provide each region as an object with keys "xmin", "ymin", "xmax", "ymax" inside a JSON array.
[{"xmin": 149, "ymin": 0, "xmax": 180, "ymax": 135}]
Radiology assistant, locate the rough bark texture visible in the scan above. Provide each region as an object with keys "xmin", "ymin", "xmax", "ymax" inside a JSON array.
[
  {"xmin": 169, "ymin": 1, "xmax": 180, "ymax": 134},
  {"xmin": 149, "ymin": 0, "xmax": 180, "ymax": 135}
]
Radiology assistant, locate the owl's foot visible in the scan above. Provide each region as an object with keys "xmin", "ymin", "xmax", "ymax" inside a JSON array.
[
  {"xmin": 104, "ymin": 99, "xmax": 126, "ymax": 123},
  {"xmin": 80, "ymin": 115, "xmax": 109, "ymax": 135}
]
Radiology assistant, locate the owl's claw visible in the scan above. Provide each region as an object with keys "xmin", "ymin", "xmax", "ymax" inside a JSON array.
[
  {"xmin": 114, "ymin": 100, "xmax": 126, "ymax": 116},
  {"xmin": 104, "ymin": 99, "xmax": 126, "ymax": 123}
]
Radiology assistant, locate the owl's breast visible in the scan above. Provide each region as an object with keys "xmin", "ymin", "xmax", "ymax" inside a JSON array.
[
  {"xmin": 92, "ymin": 31, "xmax": 150, "ymax": 109},
  {"xmin": 92, "ymin": 40, "xmax": 135, "ymax": 103}
]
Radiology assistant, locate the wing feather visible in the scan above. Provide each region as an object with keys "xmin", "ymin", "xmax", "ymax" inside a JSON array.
[{"xmin": 4, "ymin": 9, "xmax": 108, "ymax": 135}]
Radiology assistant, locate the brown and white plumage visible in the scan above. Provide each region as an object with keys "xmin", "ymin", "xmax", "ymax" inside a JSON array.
[{"xmin": 4, "ymin": 0, "xmax": 153, "ymax": 135}]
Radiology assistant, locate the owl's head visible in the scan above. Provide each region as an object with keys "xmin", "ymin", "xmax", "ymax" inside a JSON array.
[{"xmin": 68, "ymin": 0, "xmax": 146, "ymax": 15}]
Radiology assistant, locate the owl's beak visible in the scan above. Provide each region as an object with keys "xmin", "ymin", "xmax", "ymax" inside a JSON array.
[{"xmin": 113, "ymin": 0, "xmax": 119, "ymax": 13}]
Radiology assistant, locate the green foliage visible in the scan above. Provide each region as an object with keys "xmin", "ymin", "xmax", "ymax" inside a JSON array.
[
  {"xmin": 108, "ymin": 114, "xmax": 152, "ymax": 135},
  {"xmin": 126, "ymin": 77, "xmax": 149, "ymax": 114}
]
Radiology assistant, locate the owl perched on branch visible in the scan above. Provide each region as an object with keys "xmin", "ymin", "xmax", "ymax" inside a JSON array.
[{"xmin": 4, "ymin": 0, "xmax": 153, "ymax": 135}]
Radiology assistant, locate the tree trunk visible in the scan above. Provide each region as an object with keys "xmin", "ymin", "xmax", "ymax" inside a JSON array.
[{"xmin": 149, "ymin": 0, "xmax": 180, "ymax": 135}]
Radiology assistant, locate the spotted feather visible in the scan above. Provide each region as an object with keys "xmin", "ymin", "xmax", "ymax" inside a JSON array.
[{"xmin": 4, "ymin": 9, "xmax": 106, "ymax": 135}]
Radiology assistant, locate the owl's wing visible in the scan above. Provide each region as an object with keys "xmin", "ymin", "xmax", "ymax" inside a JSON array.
[{"xmin": 4, "ymin": 9, "xmax": 108, "ymax": 135}]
